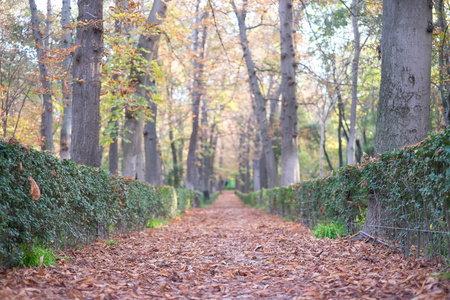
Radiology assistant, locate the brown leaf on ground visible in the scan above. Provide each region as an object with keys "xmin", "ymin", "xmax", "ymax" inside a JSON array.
[{"xmin": 0, "ymin": 191, "xmax": 449, "ymax": 299}]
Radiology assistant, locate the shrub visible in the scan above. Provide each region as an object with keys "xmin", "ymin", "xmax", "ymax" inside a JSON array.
[
  {"xmin": 0, "ymin": 140, "xmax": 194, "ymax": 268},
  {"xmin": 236, "ymin": 130, "xmax": 450, "ymax": 258}
]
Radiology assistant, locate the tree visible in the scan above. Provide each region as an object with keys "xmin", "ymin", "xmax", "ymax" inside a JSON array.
[
  {"xmin": 232, "ymin": 0, "xmax": 279, "ymax": 188},
  {"xmin": 436, "ymin": 0, "xmax": 450, "ymax": 126},
  {"xmin": 186, "ymin": 3, "xmax": 207, "ymax": 191},
  {"xmin": 29, "ymin": 0, "xmax": 54, "ymax": 151},
  {"xmin": 141, "ymin": 0, "xmax": 169, "ymax": 186},
  {"xmin": 347, "ymin": 0, "xmax": 361, "ymax": 165},
  {"xmin": 71, "ymin": 0, "xmax": 104, "ymax": 167},
  {"xmin": 364, "ymin": 0, "xmax": 433, "ymax": 234},
  {"xmin": 60, "ymin": 0, "xmax": 72, "ymax": 159},
  {"xmin": 279, "ymin": 0, "xmax": 300, "ymax": 185}
]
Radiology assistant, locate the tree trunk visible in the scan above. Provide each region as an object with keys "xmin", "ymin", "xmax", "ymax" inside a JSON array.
[
  {"xmin": 71, "ymin": 0, "xmax": 103, "ymax": 167},
  {"xmin": 338, "ymin": 101, "xmax": 343, "ymax": 168},
  {"xmin": 244, "ymin": 117, "xmax": 251, "ymax": 193},
  {"xmin": 253, "ymin": 116, "xmax": 261, "ymax": 192},
  {"xmin": 364, "ymin": 0, "xmax": 433, "ymax": 234},
  {"xmin": 186, "ymin": 6, "xmax": 207, "ymax": 191},
  {"xmin": 29, "ymin": 0, "xmax": 54, "ymax": 152},
  {"xmin": 108, "ymin": 113, "xmax": 119, "ymax": 174},
  {"xmin": 123, "ymin": 0, "xmax": 168, "ymax": 182},
  {"xmin": 122, "ymin": 114, "xmax": 143, "ymax": 179},
  {"xmin": 279, "ymin": 0, "xmax": 300, "ymax": 186},
  {"xmin": 232, "ymin": 1, "xmax": 278, "ymax": 188},
  {"xmin": 319, "ymin": 114, "xmax": 325, "ymax": 178},
  {"xmin": 141, "ymin": 0, "xmax": 168, "ymax": 185},
  {"xmin": 347, "ymin": 0, "xmax": 361, "ymax": 165},
  {"xmin": 145, "ymin": 99, "xmax": 163, "ymax": 185},
  {"xmin": 60, "ymin": 0, "xmax": 72, "ymax": 159},
  {"xmin": 374, "ymin": 1, "xmax": 432, "ymax": 154},
  {"xmin": 437, "ymin": 0, "xmax": 450, "ymax": 126},
  {"xmin": 108, "ymin": 0, "xmax": 125, "ymax": 174}
]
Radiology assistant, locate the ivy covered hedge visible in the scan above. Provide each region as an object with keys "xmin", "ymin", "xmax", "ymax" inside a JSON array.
[
  {"xmin": 0, "ymin": 140, "xmax": 195, "ymax": 267},
  {"xmin": 237, "ymin": 130, "xmax": 450, "ymax": 257}
]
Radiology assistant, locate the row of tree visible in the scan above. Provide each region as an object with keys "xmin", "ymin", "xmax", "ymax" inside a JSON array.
[{"xmin": 0, "ymin": 0, "xmax": 448, "ymax": 202}]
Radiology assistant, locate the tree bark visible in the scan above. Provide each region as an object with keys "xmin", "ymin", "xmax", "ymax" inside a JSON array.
[
  {"xmin": 365, "ymin": 0, "xmax": 433, "ymax": 234},
  {"xmin": 169, "ymin": 125, "xmax": 180, "ymax": 187},
  {"xmin": 437, "ymin": 0, "xmax": 450, "ymax": 126},
  {"xmin": 141, "ymin": 0, "xmax": 168, "ymax": 185},
  {"xmin": 279, "ymin": 0, "xmax": 300, "ymax": 185},
  {"xmin": 60, "ymin": 0, "xmax": 72, "ymax": 159},
  {"xmin": 373, "ymin": 0, "xmax": 432, "ymax": 154},
  {"xmin": 232, "ymin": 0, "xmax": 278, "ymax": 188},
  {"xmin": 186, "ymin": 6, "xmax": 207, "ymax": 191},
  {"xmin": 29, "ymin": 0, "xmax": 54, "ymax": 152},
  {"xmin": 253, "ymin": 115, "xmax": 261, "ymax": 192},
  {"xmin": 72, "ymin": 0, "xmax": 103, "ymax": 167},
  {"xmin": 347, "ymin": 0, "xmax": 361, "ymax": 165}
]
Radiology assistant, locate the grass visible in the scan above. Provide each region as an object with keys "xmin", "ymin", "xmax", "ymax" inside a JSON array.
[
  {"xmin": 20, "ymin": 244, "xmax": 62, "ymax": 267},
  {"xmin": 106, "ymin": 238, "xmax": 119, "ymax": 246},
  {"xmin": 147, "ymin": 218, "xmax": 166, "ymax": 228},
  {"xmin": 312, "ymin": 221, "xmax": 347, "ymax": 239}
]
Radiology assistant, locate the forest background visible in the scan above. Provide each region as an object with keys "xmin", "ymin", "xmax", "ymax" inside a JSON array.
[{"xmin": 1, "ymin": 0, "xmax": 448, "ymax": 195}]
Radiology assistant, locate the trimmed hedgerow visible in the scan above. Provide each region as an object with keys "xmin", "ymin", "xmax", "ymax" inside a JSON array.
[
  {"xmin": 0, "ymin": 140, "xmax": 194, "ymax": 268},
  {"xmin": 236, "ymin": 130, "xmax": 450, "ymax": 257}
]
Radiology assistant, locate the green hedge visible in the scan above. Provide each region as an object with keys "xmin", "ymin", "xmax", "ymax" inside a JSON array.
[
  {"xmin": 0, "ymin": 140, "xmax": 194, "ymax": 267},
  {"xmin": 237, "ymin": 130, "xmax": 450, "ymax": 257}
]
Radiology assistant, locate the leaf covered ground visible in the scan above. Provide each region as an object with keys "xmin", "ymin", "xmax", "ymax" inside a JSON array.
[{"xmin": 1, "ymin": 191, "xmax": 449, "ymax": 299}]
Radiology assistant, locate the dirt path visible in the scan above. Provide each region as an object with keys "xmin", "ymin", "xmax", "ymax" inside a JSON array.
[{"xmin": 1, "ymin": 191, "xmax": 448, "ymax": 299}]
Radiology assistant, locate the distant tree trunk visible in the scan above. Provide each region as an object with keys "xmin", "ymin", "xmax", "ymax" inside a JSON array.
[
  {"xmin": 60, "ymin": 0, "xmax": 72, "ymax": 159},
  {"xmin": 437, "ymin": 0, "xmax": 450, "ymax": 126},
  {"xmin": 253, "ymin": 116, "xmax": 261, "ymax": 192},
  {"xmin": 338, "ymin": 101, "xmax": 343, "ymax": 168},
  {"xmin": 29, "ymin": 0, "xmax": 54, "ymax": 152},
  {"xmin": 232, "ymin": 0, "xmax": 278, "ymax": 188},
  {"xmin": 244, "ymin": 120, "xmax": 251, "ymax": 193},
  {"xmin": 108, "ymin": 108, "xmax": 119, "ymax": 174},
  {"xmin": 347, "ymin": 0, "xmax": 361, "ymax": 165},
  {"xmin": 71, "ymin": 0, "xmax": 103, "ymax": 166},
  {"xmin": 186, "ymin": 6, "xmax": 207, "ymax": 191},
  {"xmin": 364, "ymin": 0, "xmax": 433, "ymax": 234},
  {"xmin": 169, "ymin": 125, "xmax": 180, "ymax": 186},
  {"xmin": 279, "ymin": 0, "xmax": 300, "ymax": 185},
  {"xmin": 319, "ymin": 107, "xmax": 325, "ymax": 178}
]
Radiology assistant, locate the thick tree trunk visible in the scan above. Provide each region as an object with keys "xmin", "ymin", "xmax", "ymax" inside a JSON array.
[
  {"xmin": 232, "ymin": 1, "xmax": 278, "ymax": 188},
  {"xmin": 72, "ymin": 0, "xmax": 103, "ymax": 167},
  {"xmin": 122, "ymin": 115, "xmax": 144, "ymax": 179},
  {"xmin": 186, "ymin": 7, "xmax": 207, "ymax": 191},
  {"xmin": 29, "ymin": 0, "xmax": 54, "ymax": 152},
  {"xmin": 347, "ymin": 0, "xmax": 361, "ymax": 165},
  {"xmin": 373, "ymin": 1, "xmax": 432, "ymax": 154},
  {"xmin": 364, "ymin": 0, "xmax": 433, "ymax": 234},
  {"xmin": 437, "ymin": 0, "xmax": 450, "ymax": 126},
  {"xmin": 60, "ymin": 0, "xmax": 72, "ymax": 159},
  {"xmin": 279, "ymin": 0, "xmax": 300, "ymax": 185}
]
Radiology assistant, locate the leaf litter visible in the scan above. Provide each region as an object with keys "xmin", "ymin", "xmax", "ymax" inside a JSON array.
[{"xmin": 1, "ymin": 191, "xmax": 449, "ymax": 299}]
